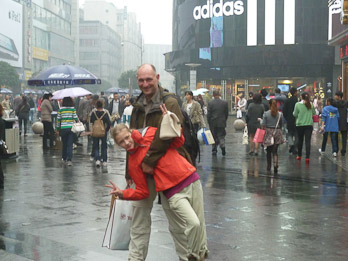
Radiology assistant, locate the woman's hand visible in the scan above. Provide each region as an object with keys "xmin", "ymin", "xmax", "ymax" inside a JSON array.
[
  {"xmin": 160, "ymin": 104, "xmax": 168, "ymax": 116},
  {"xmin": 105, "ymin": 180, "xmax": 123, "ymax": 198}
]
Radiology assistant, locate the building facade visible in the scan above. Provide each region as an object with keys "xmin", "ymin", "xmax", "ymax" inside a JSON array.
[
  {"xmin": 166, "ymin": 0, "xmax": 335, "ymax": 108},
  {"xmin": 143, "ymin": 44, "xmax": 175, "ymax": 92},
  {"xmin": 79, "ymin": 20, "xmax": 121, "ymax": 87},
  {"xmin": 329, "ymin": 0, "xmax": 348, "ymax": 100},
  {"xmin": 83, "ymin": 0, "xmax": 143, "ymax": 73}
]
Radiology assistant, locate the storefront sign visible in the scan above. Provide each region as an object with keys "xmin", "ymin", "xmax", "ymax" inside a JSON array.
[
  {"xmin": 193, "ymin": 0, "xmax": 244, "ymax": 20},
  {"xmin": 32, "ymin": 47, "xmax": 48, "ymax": 61}
]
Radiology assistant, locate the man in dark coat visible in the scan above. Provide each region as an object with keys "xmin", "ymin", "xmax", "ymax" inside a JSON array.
[
  {"xmin": 261, "ymin": 89, "xmax": 270, "ymax": 111},
  {"xmin": 283, "ymin": 87, "xmax": 298, "ymax": 154},
  {"xmin": 333, "ymin": 91, "xmax": 348, "ymax": 156},
  {"xmin": 207, "ymin": 90, "xmax": 229, "ymax": 156}
]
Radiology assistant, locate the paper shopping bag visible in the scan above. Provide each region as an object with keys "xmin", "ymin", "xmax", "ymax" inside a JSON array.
[
  {"xmin": 202, "ymin": 129, "xmax": 215, "ymax": 145},
  {"xmin": 253, "ymin": 128, "xmax": 265, "ymax": 143},
  {"xmin": 242, "ymin": 127, "xmax": 249, "ymax": 145},
  {"xmin": 102, "ymin": 196, "xmax": 132, "ymax": 250}
]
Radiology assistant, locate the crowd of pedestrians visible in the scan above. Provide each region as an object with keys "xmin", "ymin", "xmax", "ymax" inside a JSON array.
[{"xmin": 244, "ymin": 87, "xmax": 348, "ymax": 173}]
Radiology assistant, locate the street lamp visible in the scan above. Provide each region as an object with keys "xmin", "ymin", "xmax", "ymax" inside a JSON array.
[{"xmin": 121, "ymin": 40, "xmax": 143, "ymax": 65}]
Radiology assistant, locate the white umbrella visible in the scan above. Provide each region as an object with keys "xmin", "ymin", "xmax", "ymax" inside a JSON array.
[
  {"xmin": 192, "ymin": 89, "xmax": 208, "ymax": 96},
  {"xmin": 52, "ymin": 87, "xmax": 92, "ymax": 100},
  {"xmin": 198, "ymin": 88, "xmax": 209, "ymax": 92}
]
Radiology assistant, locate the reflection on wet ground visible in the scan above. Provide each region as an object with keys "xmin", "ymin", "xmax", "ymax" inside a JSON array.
[{"xmin": 1, "ymin": 117, "xmax": 348, "ymax": 260}]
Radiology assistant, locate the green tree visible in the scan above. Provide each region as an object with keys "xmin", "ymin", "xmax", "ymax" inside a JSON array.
[
  {"xmin": 0, "ymin": 61, "xmax": 20, "ymax": 93},
  {"xmin": 118, "ymin": 70, "xmax": 137, "ymax": 90}
]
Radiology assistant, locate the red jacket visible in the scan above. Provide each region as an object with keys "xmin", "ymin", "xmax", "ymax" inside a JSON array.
[{"xmin": 122, "ymin": 127, "xmax": 196, "ymax": 200}]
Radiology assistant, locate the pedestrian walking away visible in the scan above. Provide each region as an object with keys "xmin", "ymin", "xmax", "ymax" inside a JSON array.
[
  {"xmin": 40, "ymin": 93, "xmax": 55, "ymax": 149},
  {"xmin": 16, "ymin": 96, "xmax": 30, "ymax": 136},
  {"xmin": 319, "ymin": 98, "xmax": 339, "ymax": 157},
  {"xmin": 245, "ymin": 93, "xmax": 264, "ymax": 156},
  {"xmin": 56, "ymin": 97, "xmax": 78, "ymax": 166},
  {"xmin": 262, "ymin": 99, "xmax": 284, "ymax": 173},
  {"xmin": 207, "ymin": 90, "xmax": 228, "ymax": 156},
  {"xmin": 90, "ymin": 99, "xmax": 111, "ymax": 167},
  {"xmin": 293, "ymin": 92, "xmax": 315, "ymax": 163}
]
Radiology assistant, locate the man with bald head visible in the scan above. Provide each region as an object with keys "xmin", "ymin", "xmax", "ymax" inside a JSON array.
[{"xmin": 126, "ymin": 64, "xmax": 207, "ymax": 260}]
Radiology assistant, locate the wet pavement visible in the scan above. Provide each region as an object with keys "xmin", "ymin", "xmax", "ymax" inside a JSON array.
[{"xmin": 1, "ymin": 117, "xmax": 348, "ymax": 260}]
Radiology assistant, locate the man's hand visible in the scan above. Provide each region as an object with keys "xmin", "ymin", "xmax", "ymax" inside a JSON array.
[
  {"xmin": 141, "ymin": 162, "xmax": 154, "ymax": 175},
  {"xmin": 160, "ymin": 104, "xmax": 168, "ymax": 116}
]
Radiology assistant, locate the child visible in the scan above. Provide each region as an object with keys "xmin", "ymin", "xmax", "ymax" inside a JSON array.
[
  {"xmin": 105, "ymin": 106, "xmax": 208, "ymax": 261},
  {"xmin": 319, "ymin": 98, "xmax": 340, "ymax": 157}
]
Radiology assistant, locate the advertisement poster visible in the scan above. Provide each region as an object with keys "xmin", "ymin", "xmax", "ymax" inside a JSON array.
[{"xmin": 0, "ymin": 0, "xmax": 23, "ymax": 68}]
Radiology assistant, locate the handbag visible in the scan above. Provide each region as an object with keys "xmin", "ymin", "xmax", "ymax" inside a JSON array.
[
  {"xmin": 242, "ymin": 126, "xmax": 249, "ymax": 145},
  {"xmin": 160, "ymin": 111, "xmax": 181, "ymax": 140},
  {"xmin": 0, "ymin": 140, "xmax": 9, "ymax": 155},
  {"xmin": 253, "ymin": 128, "xmax": 265, "ymax": 143},
  {"xmin": 71, "ymin": 121, "xmax": 85, "ymax": 133},
  {"xmin": 102, "ymin": 196, "xmax": 132, "ymax": 250},
  {"xmin": 263, "ymin": 112, "xmax": 282, "ymax": 147},
  {"xmin": 202, "ymin": 129, "xmax": 215, "ymax": 145}
]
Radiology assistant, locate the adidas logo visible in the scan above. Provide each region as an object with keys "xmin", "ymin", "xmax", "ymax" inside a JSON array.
[{"xmin": 193, "ymin": 0, "xmax": 244, "ymax": 20}]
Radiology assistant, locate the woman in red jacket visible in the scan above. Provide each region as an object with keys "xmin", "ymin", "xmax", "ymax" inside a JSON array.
[{"xmin": 106, "ymin": 121, "xmax": 208, "ymax": 260}]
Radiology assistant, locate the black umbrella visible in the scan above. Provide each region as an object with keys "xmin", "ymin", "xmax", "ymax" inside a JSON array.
[{"xmin": 27, "ymin": 64, "xmax": 101, "ymax": 87}]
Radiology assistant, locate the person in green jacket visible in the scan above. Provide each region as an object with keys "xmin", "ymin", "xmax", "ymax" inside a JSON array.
[{"xmin": 293, "ymin": 92, "xmax": 315, "ymax": 163}]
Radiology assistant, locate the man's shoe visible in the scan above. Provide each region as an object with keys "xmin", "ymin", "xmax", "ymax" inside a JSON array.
[
  {"xmin": 96, "ymin": 160, "xmax": 101, "ymax": 167},
  {"xmin": 319, "ymin": 149, "xmax": 324, "ymax": 155},
  {"xmin": 221, "ymin": 147, "xmax": 226, "ymax": 156},
  {"xmin": 67, "ymin": 161, "xmax": 72, "ymax": 166},
  {"xmin": 333, "ymin": 152, "xmax": 337, "ymax": 157},
  {"xmin": 102, "ymin": 162, "xmax": 107, "ymax": 167},
  {"xmin": 305, "ymin": 158, "xmax": 310, "ymax": 164},
  {"xmin": 342, "ymin": 152, "xmax": 346, "ymax": 156},
  {"xmin": 90, "ymin": 156, "xmax": 94, "ymax": 162},
  {"xmin": 296, "ymin": 156, "xmax": 302, "ymax": 160},
  {"xmin": 212, "ymin": 151, "xmax": 217, "ymax": 156}
]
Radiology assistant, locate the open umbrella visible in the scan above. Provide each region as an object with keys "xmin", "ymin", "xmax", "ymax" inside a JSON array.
[
  {"xmin": 27, "ymin": 64, "xmax": 101, "ymax": 87},
  {"xmin": 23, "ymin": 89, "xmax": 36, "ymax": 94},
  {"xmin": 52, "ymin": 87, "xmax": 92, "ymax": 100},
  {"xmin": 192, "ymin": 89, "xmax": 208, "ymax": 96},
  {"xmin": 0, "ymin": 88, "xmax": 13, "ymax": 94}
]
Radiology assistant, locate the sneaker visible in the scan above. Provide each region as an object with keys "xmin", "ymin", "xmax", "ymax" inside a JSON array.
[
  {"xmin": 319, "ymin": 149, "xmax": 324, "ymax": 155},
  {"xmin": 90, "ymin": 156, "xmax": 94, "ymax": 162},
  {"xmin": 305, "ymin": 158, "xmax": 310, "ymax": 164},
  {"xmin": 296, "ymin": 156, "xmax": 302, "ymax": 160},
  {"xmin": 96, "ymin": 160, "xmax": 101, "ymax": 167},
  {"xmin": 67, "ymin": 161, "xmax": 72, "ymax": 166},
  {"xmin": 102, "ymin": 162, "xmax": 107, "ymax": 167},
  {"xmin": 333, "ymin": 152, "xmax": 337, "ymax": 157},
  {"xmin": 221, "ymin": 147, "xmax": 226, "ymax": 156},
  {"xmin": 73, "ymin": 144, "xmax": 77, "ymax": 149}
]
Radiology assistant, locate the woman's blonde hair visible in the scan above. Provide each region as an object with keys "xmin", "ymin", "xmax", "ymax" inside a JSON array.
[{"xmin": 111, "ymin": 123, "xmax": 131, "ymax": 144}]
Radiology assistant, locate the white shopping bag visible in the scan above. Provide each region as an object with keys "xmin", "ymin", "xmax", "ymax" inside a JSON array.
[
  {"xmin": 242, "ymin": 126, "xmax": 249, "ymax": 145},
  {"xmin": 102, "ymin": 197, "xmax": 132, "ymax": 250}
]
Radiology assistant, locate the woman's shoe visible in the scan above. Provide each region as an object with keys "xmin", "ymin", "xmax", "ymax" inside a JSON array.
[
  {"xmin": 274, "ymin": 166, "xmax": 278, "ymax": 173},
  {"xmin": 248, "ymin": 151, "xmax": 254, "ymax": 156},
  {"xmin": 254, "ymin": 152, "xmax": 258, "ymax": 156},
  {"xmin": 305, "ymin": 158, "xmax": 310, "ymax": 164},
  {"xmin": 296, "ymin": 156, "xmax": 301, "ymax": 160}
]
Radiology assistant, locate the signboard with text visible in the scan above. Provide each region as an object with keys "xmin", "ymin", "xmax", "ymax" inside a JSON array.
[{"xmin": 0, "ymin": 0, "xmax": 23, "ymax": 68}]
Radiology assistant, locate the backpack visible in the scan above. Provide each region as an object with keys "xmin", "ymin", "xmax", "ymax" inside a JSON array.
[
  {"xmin": 163, "ymin": 94, "xmax": 200, "ymax": 167},
  {"xmin": 92, "ymin": 110, "xmax": 106, "ymax": 138}
]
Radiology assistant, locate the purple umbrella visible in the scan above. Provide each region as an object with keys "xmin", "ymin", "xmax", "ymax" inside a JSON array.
[{"xmin": 27, "ymin": 64, "xmax": 101, "ymax": 87}]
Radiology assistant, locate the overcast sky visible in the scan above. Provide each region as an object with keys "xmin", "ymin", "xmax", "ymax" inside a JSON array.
[{"xmin": 80, "ymin": 0, "xmax": 173, "ymax": 45}]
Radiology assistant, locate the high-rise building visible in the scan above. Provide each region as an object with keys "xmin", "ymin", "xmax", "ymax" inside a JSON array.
[
  {"xmin": 79, "ymin": 20, "xmax": 121, "ymax": 87},
  {"xmin": 143, "ymin": 44, "xmax": 175, "ymax": 92},
  {"xmin": 83, "ymin": 1, "xmax": 143, "ymax": 73}
]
